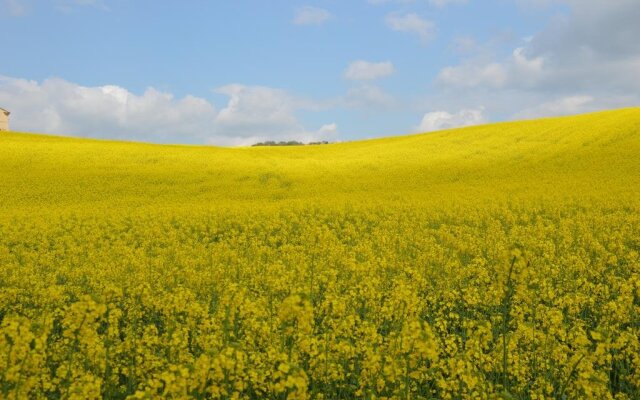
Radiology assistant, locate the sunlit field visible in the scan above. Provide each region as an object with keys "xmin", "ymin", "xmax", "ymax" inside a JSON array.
[{"xmin": 1, "ymin": 108, "xmax": 639, "ymax": 399}]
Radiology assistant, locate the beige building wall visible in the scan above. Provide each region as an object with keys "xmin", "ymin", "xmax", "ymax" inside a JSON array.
[{"xmin": 0, "ymin": 109, "xmax": 10, "ymax": 131}]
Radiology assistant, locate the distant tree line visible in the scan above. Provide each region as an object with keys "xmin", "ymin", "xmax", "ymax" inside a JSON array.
[{"xmin": 251, "ymin": 140, "xmax": 331, "ymax": 146}]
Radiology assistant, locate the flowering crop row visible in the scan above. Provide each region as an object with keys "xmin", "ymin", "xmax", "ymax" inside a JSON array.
[{"xmin": 1, "ymin": 204, "xmax": 639, "ymax": 399}]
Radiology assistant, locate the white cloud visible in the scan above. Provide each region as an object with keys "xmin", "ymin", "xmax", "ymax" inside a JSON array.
[
  {"xmin": 438, "ymin": 62, "xmax": 508, "ymax": 89},
  {"xmin": 214, "ymin": 84, "xmax": 303, "ymax": 141},
  {"xmin": 0, "ymin": 76, "xmax": 335, "ymax": 146},
  {"xmin": 341, "ymin": 61, "xmax": 396, "ymax": 110},
  {"xmin": 437, "ymin": 47, "xmax": 544, "ymax": 89},
  {"xmin": 317, "ymin": 123, "xmax": 338, "ymax": 138},
  {"xmin": 511, "ymin": 47, "xmax": 544, "ymax": 79},
  {"xmin": 434, "ymin": 0, "xmax": 640, "ymax": 122},
  {"xmin": 345, "ymin": 84, "xmax": 395, "ymax": 110},
  {"xmin": 0, "ymin": 76, "xmax": 218, "ymax": 142},
  {"xmin": 385, "ymin": 13, "xmax": 436, "ymax": 43},
  {"xmin": 344, "ymin": 60, "xmax": 395, "ymax": 81},
  {"xmin": 0, "ymin": 76, "xmax": 216, "ymax": 140},
  {"xmin": 417, "ymin": 108, "xmax": 487, "ymax": 132},
  {"xmin": 514, "ymin": 95, "xmax": 595, "ymax": 119},
  {"xmin": 213, "ymin": 84, "xmax": 337, "ymax": 144},
  {"xmin": 293, "ymin": 6, "xmax": 331, "ymax": 26}
]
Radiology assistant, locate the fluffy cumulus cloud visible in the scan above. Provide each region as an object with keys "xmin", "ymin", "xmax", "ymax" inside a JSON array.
[
  {"xmin": 385, "ymin": 13, "xmax": 436, "ymax": 43},
  {"xmin": 317, "ymin": 123, "xmax": 338, "ymax": 137},
  {"xmin": 342, "ymin": 61, "xmax": 395, "ymax": 111},
  {"xmin": 213, "ymin": 84, "xmax": 336, "ymax": 145},
  {"xmin": 417, "ymin": 108, "xmax": 487, "ymax": 132},
  {"xmin": 344, "ymin": 84, "xmax": 395, "ymax": 110},
  {"xmin": 514, "ymin": 95, "xmax": 595, "ymax": 119},
  {"xmin": 0, "ymin": 76, "xmax": 216, "ymax": 142},
  {"xmin": 293, "ymin": 6, "xmax": 331, "ymax": 26},
  {"xmin": 438, "ymin": 62, "xmax": 507, "ymax": 89},
  {"xmin": 437, "ymin": 47, "xmax": 543, "ymax": 89},
  {"xmin": 344, "ymin": 61, "xmax": 395, "ymax": 81},
  {"xmin": 0, "ymin": 76, "xmax": 336, "ymax": 146},
  {"xmin": 434, "ymin": 0, "xmax": 640, "ymax": 119}
]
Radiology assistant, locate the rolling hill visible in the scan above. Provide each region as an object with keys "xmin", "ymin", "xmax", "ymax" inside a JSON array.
[
  {"xmin": 1, "ymin": 107, "xmax": 639, "ymax": 399},
  {"xmin": 1, "ymin": 107, "xmax": 639, "ymax": 213}
]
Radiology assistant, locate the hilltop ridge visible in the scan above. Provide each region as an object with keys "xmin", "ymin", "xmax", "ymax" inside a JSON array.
[{"xmin": 1, "ymin": 107, "xmax": 639, "ymax": 212}]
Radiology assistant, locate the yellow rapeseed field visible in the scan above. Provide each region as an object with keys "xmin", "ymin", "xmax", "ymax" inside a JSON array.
[{"xmin": 1, "ymin": 108, "xmax": 639, "ymax": 399}]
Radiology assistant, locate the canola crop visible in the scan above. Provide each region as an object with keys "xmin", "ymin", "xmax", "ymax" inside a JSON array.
[{"xmin": 1, "ymin": 108, "xmax": 640, "ymax": 399}]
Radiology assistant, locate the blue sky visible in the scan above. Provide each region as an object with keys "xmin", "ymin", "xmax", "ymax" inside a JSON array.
[{"xmin": 1, "ymin": 0, "xmax": 639, "ymax": 145}]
